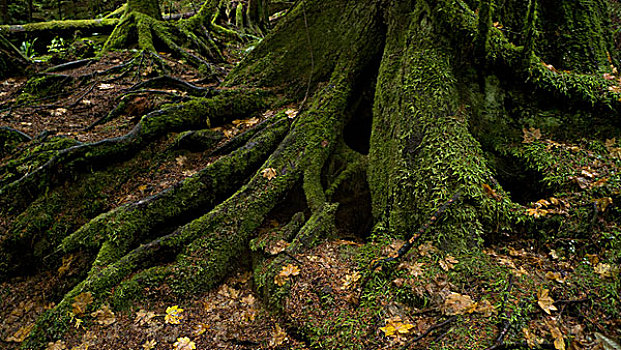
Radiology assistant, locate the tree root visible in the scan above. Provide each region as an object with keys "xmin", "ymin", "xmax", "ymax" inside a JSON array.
[
  {"xmin": 103, "ymin": 11, "xmax": 224, "ymax": 66},
  {"xmin": 0, "ymin": 89, "xmax": 274, "ymax": 213},
  {"xmin": 437, "ymin": 0, "xmax": 621, "ymax": 111},
  {"xmin": 60, "ymin": 115, "xmax": 290, "ymax": 266}
]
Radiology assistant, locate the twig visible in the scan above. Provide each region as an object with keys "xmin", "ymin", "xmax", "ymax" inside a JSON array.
[
  {"xmin": 485, "ymin": 275, "xmax": 514, "ymax": 350},
  {"xmin": 401, "ymin": 316, "xmax": 456, "ymax": 349}
]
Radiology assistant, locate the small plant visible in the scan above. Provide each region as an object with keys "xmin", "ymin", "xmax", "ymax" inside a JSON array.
[
  {"xmin": 47, "ymin": 36, "xmax": 67, "ymax": 54},
  {"xmin": 19, "ymin": 38, "xmax": 38, "ymax": 58}
]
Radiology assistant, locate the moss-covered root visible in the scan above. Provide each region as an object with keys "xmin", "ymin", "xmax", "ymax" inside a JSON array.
[
  {"xmin": 0, "ymin": 89, "xmax": 273, "ymax": 214},
  {"xmin": 368, "ymin": 0, "xmax": 513, "ymax": 250},
  {"xmin": 60, "ymin": 116, "xmax": 290, "ymax": 268},
  {"xmin": 437, "ymin": 0, "xmax": 621, "ymax": 110},
  {"xmin": 252, "ymin": 203, "xmax": 338, "ymax": 313},
  {"xmin": 103, "ymin": 6, "xmax": 223, "ymax": 64},
  {"xmin": 24, "ymin": 56, "xmax": 359, "ymax": 347}
]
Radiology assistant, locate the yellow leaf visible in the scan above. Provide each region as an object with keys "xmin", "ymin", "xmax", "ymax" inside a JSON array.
[
  {"xmin": 193, "ymin": 322, "xmax": 209, "ymax": 336},
  {"xmin": 284, "ymin": 109, "xmax": 298, "ymax": 119},
  {"xmin": 165, "ymin": 305, "xmax": 184, "ymax": 325},
  {"xmin": 380, "ymin": 324, "xmax": 397, "ymax": 337},
  {"xmin": 71, "ymin": 292, "xmax": 93, "ymax": 315},
  {"xmin": 545, "ymin": 271, "xmax": 566, "ymax": 284},
  {"xmin": 380, "ymin": 317, "xmax": 415, "ymax": 337},
  {"xmin": 279, "ymin": 264, "xmax": 300, "ymax": 277},
  {"xmin": 443, "ymin": 292, "xmax": 476, "ymax": 315},
  {"xmin": 594, "ymin": 263, "xmax": 615, "ymax": 278},
  {"xmin": 537, "ymin": 289, "xmax": 557, "ymax": 315},
  {"xmin": 142, "ymin": 339, "xmax": 157, "ymax": 350},
  {"xmin": 261, "ymin": 167, "xmax": 277, "ymax": 180}
]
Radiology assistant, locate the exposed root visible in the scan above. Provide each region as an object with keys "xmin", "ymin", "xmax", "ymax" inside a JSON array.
[
  {"xmin": 124, "ymin": 75, "xmax": 215, "ymax": 96},
  {"xmin": 437, "ymin": 0, "xmax": 621, "ymax": 111},
  {"xmin": 61, "ymin": 115, "xmax": 290, "ymax": 266},
  {"xmin": 0, "ymin": 89, "xmax": 274, "ymax": 213}
]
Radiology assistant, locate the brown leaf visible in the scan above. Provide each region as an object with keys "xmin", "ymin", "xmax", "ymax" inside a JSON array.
[
  {"xmin": 90, "ymin": 304, "xmax": 116, "ymax": 326},
  {"xmin": 269, "ymin": 324, "xmax": 288, "ymax": 347},
  {"xmin": 71, "ymin": 292, "xmax": 94, "ymax": 315},
  {"xmin": 261, "ymin": 167, "xmax": 277, "ymax": 180},
  {"xmin": 5, "ymin": 324, "xmax": 34, "ymax": 343},
  {"xmin": 443, "ymin": 292, "xmax": 476, "ymax": 315},
  {"xmin": 548, "ymin": 322, "xmax": 566, "ymax": 350},
  {"xmin": 537, "ymin": 289, "xmax": 557, "ymax": 314}
]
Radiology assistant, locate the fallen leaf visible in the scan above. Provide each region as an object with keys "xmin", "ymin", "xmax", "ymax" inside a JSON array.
[
  {"xmin": 90, "ymin": 304, "xmax": 116, "ymax": 326},
  {"xmin": 545, "ymin": 271, "xmax": 566, "ymax": 284},
  {"xmin": 341, "ymin": 271, "xmax": 361, "ymax": 290},
  {"xmin": 275, "ymin": 264, "xmax": 300, "ymax": 286},
  {"xmin": 57, "ymin": 254, "xmax": 75, "ymax": 276},
  {"xmin": 548, "ymin": 323, "xmax": 566, "ymax": 350},
  {"xmin": 173, "ymin": 337, "xmax": 196, "ymax": 350},
  {"xmin": 285, "ymin": 109, "xmax": 298, "ymax": 119},
  {"xmin": 269, "ymin": 324, "xmax": 288, "ymax": 347},
  {"xmin": 594, "ymin": 332, "xmax": 621, "ymax": 350},
  {"xmin": 97, "ymin": 83, "xmax": 115, "ymax": 90},
  {"xmin": 51, "ymin": 108, "xmax": 68, "ymax": 116},
  {"xmin": 537, "ymin": 289, "xmax": 557, "ymax": 314},
  {"xmin": 399, "ymin": 262, "xmax": 425, "ymax": 277},
  {"xmin": 443, "ymin": 292, "xmax": 476, "ymax": 315},
  {"xmin": 523, "ymin": 127, "xmax": 542, "ymax": 143},
  {"xmin": 268, "ymin": 240, "xmax": 288, "ymax": 255},
  {"xmin": 71, "ymin": 292, "xmax": 93, "ymax": 315},
  {"xmin": 440, "ymin": 255, "xmax": 459, "ymax": 271},
  {"xmin": 380, "ymin": 317, "xmax": 415, "ymax": 337},
  {"xmin": 418, "ymin": 241, "xmax": 438, "ymax": 256},
  {"xmin": 594, "ymin": 263, "xmax": 614, "ymax": 278},
  {"xmin": 193, "ymin": 322, "xmax": 209, "ymax": 336},
  {"xmin": 261, "ymin": 167, "xmax": 277, "ymax": 180},
  {"xmin": 523, "ymin": 327, "xmax": 538, "ymax": 348},
  {"xmin": 475, "ymin": 299, "xmax": 496, "ymax": 317},
  {"xmin": 165, "ymin": 305, "xmax": 184, "ymax": 324},
  {"xmin": 46, "ymin": 340, "xmax": 66, "ymax": 350},
  {"xmin": 5, "ymin": 324, "xmax": 34, "ymax": 342},
  {"xmin": 134, "ymin": 309, "xmax": 156, "ymax": 326},
  {"xmin": 142, "ymin": 339, "xmax": 157, "ymax": 350}
]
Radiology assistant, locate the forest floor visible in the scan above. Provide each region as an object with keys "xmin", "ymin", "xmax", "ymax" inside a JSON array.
[{"xmin": 0, "ymin": 27, "xmax": 620, "ymax": 350}]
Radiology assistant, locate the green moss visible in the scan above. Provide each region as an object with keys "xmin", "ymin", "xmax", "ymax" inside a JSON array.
[
  {"xmin": 126, "ymin": 0, "xmax": 162, "ymax": 20},
  {"xmin": 368, "ymin": 0, "xmax": 512, "ymax": 250},
  {"xmin": 226, "ymin": 0, "xmax": 385, "ymax": 98},
  {"xmin": 18, "ymin": 74, "xmax": 74, "ymax": 101}
]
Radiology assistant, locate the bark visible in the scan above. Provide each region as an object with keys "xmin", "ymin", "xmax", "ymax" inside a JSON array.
[{"xmin": 1, "ymin": 0, "xmax": 620, "ymax": 348}]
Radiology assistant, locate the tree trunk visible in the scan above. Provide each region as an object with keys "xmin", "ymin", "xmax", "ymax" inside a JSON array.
[
  {"xmin": 126, "ymin": 0, "xmax": 162, "ymax": 20},
  {"xmin": 2, "ymin": 0, "xmax": 620, "ymax": 348}
]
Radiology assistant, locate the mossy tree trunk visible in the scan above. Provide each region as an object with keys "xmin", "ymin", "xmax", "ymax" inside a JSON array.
[{"xmin": 2, "ymin": 0, "xmax": 620, "ymax": 348}]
